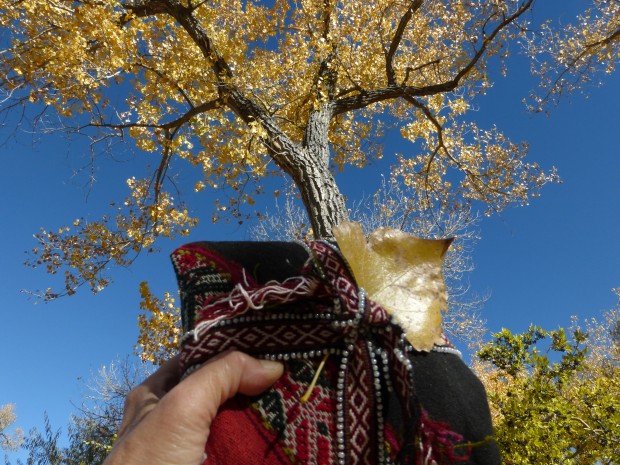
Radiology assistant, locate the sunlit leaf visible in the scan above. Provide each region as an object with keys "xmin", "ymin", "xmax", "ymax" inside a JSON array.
[{"xmin": 334, "ymin": 221, "xmax": 452, "ymax": 351}]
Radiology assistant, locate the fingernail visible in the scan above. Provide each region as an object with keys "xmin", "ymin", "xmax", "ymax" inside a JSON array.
[{"xmin": 259, "ymin": 359, "xmax": 284, "ymax": 374}]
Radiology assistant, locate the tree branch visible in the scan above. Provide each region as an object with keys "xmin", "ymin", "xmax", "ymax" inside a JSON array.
[
  {"xmin": 121, "ymin": 0, "xmax": 303, "ymax": 172},
  {"xmin": 120, "ymin": 0, "xmax": 169, "ymax": 24},
  {"xmin": 402, "ymin": 58, "xmax": 441, "ymax": 85},
  {"xmin": 91, "ymin": 98, "xmax": 222, "ymax": 133},
  {"xmin": 123, "ymin": 0, "xmax": 233, "ymax": 80},
  {"xmin": 543, "ymin": 25, "xmax": 620, "ymax": 103},
  {"xmin": 404, "ymin": 94, "xmax": 510, "ymax": 210},
  {"xmin": 385, "ymin": 0, "xmax": 423, "ymax": 86},
  {"xmin": 133, "ymin": 61, "xmax": 195, "ymax": 107},
  {"xmin": 317, "ymin": 0, "xmax": 337, "ymax": 99},
  {"xmin": 334, "ymin": 0, "xmax": 534, "ymax": 116},
  {"xmin": 585, "ymin": 25, "xmax": 620, "ymax": 51},
  {"xmin": 151, "ymin": 126, "xmax": 177, "ymax": 208}
]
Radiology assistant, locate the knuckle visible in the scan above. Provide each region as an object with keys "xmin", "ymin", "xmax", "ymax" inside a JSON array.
[{"xmin": 123, "ymin": 385, "xmax": 145, "ymax": 411}]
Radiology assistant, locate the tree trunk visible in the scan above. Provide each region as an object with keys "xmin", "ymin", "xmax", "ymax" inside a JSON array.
[
  {"xmin": 298, "ymin": 103, "xmax": 348, "ymax": 239},
  {"xmin": 263, "ymin": 129, "xmax": 348, "ymax": 240},
  {"xmin": 239, "ymin": 95, "xmax": 348, "ymax": 240},
  {"xmin": 295, "ymin": 155, "xmax": 348, "ymax": 240}
]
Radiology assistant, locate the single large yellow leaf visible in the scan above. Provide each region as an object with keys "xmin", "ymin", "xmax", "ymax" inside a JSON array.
[{"xmin": 333, "ymin": 221, "xmax": 452, "ymax": 351}]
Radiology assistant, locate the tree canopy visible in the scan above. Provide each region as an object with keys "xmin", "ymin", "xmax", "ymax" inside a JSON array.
[{"xmin": 0, "ymin": 0, "xmax": 569, "ymax": 300}]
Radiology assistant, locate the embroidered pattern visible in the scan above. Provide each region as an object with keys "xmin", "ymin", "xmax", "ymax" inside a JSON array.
[
  {"xmin": 250, "ymin": 360, "xmax": 337, "ymax": 464},
  {"xmin": 172, "ymin": 241, "xmax": 467, "ymax": 465}
]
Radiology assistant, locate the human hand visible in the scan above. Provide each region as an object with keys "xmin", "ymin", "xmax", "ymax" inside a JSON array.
[{"xmin": 103, "ymin": 351, "xmax": 284, "ymax": 465}]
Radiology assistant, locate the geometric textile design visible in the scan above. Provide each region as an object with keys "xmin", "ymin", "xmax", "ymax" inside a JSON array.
[
  {"xmin": 172, "ymin": 241, "xmax": 469, "ymax": 465},
  {"xmin": 250, "ymin": 360, "xmax": 337, "ymax": 464}
]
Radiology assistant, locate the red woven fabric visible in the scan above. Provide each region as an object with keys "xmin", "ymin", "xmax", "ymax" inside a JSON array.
[{"xmin": 205, "ymin": 398, "xmax": 291, "ymax": 465}]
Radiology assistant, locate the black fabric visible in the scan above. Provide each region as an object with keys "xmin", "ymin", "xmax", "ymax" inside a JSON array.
[
  {"xmin": 203, "ymin": 241, "xmax": 309, "ymax": 282},
  {"xmin": 411, "ymin": 353, "xmax": 501, "ymax": 464},
  {"xmin": 189, "ymin": 241, "xmax": 501, "ymax": 464}
]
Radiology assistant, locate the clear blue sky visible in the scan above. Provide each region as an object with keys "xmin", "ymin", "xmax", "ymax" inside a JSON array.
[{"xmin": 2, "ymin": 4, "xmax": 619, "ymax": 461}]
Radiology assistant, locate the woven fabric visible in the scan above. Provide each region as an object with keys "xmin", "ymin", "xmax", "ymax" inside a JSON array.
[{"xmin": 172, "ymin": 241, "xmax": 469, "ymax": 465}]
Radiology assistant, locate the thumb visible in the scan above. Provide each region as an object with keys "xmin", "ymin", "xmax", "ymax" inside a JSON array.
[{"xmin": 106, "ymin": 352, "xmax": 283, "ymax": 465}]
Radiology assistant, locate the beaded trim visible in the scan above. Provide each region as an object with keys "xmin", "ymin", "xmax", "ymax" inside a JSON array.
[{"xmin": 432, "ymin": 345, "xmax": 463, "ymax": 358}]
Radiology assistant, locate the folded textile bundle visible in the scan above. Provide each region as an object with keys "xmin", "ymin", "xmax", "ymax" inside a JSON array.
[{"xmin": 172, "ymin": 241, "xmax": 500, "ymax": 465}]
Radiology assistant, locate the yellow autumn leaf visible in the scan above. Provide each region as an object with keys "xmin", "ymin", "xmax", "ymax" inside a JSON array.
[{"xmin": 333, "ymin": 221, "xmax": 452, "ymax": 351}]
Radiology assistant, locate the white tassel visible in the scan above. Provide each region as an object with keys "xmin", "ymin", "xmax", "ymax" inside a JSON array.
[{"xmin": 191, "ymin": 276, "xmax": 320, "ymax": 341}]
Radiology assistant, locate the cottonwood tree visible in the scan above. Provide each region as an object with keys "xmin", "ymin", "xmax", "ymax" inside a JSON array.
[{"xmin": 0, "ymin": 0, "xmax": 557, "ymax": 303}]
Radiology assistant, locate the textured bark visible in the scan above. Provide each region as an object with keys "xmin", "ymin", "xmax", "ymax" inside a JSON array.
[
  {"xmin": 229, "ymin": 91, "xmax": 347, "ymax": 239},
  {"xmin": 296, "ymin": 103, "xmax": 348, "ymax": 239},
  {"xmin": 304, "ymin": 105, "xmax": 333, "ymax": 167},
  {"xmin": 294, "ymin": 154, "xmax": 348, "ymax": 240}
]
